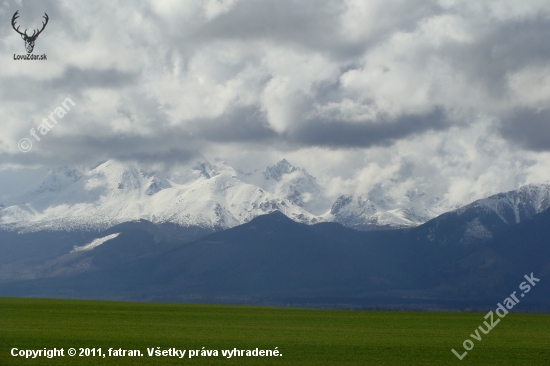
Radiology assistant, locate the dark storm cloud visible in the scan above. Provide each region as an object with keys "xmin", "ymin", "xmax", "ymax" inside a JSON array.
[
  {"xmin": 191, "ymin": 105, "xmax": 277, "ymax": 143},
  {"xmin": 3, "ymin": 127, "xmax": 200, "ymax": 166},
  {"xmin": 440, "ymin": 17, "xmax": 550, "ymax": 99},
  {"xmin": 150, "ymin": 0, "xmax": 442, "ymax": 60},
  {"xmin": 289, "ymin": 108, "xmax": 450, "ymax": 148},
  {"xmin": 0, "ymin": 68, "xmax": 136, "ymax": 106},
  {"xmin": 195, "ymin": 0, "xmax": 346, "ymax": 53},
  {"xmin": 500, "ymin": 109, "xmax": 550, "ymax": 152},
  {"xmin": 46, "ymin": 67, "xmax": 138, "ymax": 91}
]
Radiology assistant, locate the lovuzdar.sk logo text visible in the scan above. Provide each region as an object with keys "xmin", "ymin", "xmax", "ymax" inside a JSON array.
[{"xmin": 12, "ymin": 10, "xmax": 48, "ymax": 60}]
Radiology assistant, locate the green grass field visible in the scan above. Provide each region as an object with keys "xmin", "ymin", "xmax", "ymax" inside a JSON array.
[{"xmin": 1, "ymin": 297, "xmax": 549, "ymax": 365}]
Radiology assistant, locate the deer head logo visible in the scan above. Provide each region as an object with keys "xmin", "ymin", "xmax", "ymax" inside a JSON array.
[{"xmin": 11, "ymin": 11, "xmax": 49, "ymax": 54}]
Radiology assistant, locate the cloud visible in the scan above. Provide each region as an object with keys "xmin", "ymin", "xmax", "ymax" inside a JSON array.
[
  {"xmin": 500, "ymin": 108, "xmax": 550, "ymax": 152},
  {"xmin": 0, "ymin": 0, "xmax": 550, "ymax": 205},
  {"xmin": 290, "ymin": 107, "xmax": 451, "ymax": 148}
]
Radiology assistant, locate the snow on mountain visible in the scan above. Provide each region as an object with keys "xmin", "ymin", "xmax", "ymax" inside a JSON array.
[
  {"xmin": 417, "ymin": 181, "xmax": 550, "ymax": 244},
  {"xmin": 1, "ymin": 157, "xmax": 548, "ymax": 234},
  {"xmin": 327, "ymin": 180, "xmax": 550, "ymax": 232},
  {"xmin": 326, "ymin": 180, "xmax": 446, "ymax": 230},
  {"xmin": 327, "ymin": 195, "xmax": 409, "ymax": 230},
  {"xmin": 0, "ymin": 159, "xmax": 320, "ymax": 232},
  {"xmin": 332, "ymin": 179, "xmax": 550, "ymax": 232},
  {"xmin": 462, "ymin": 182, "xmax": 550, "ymax": 223},
  {"xmin": 0, "ymin": 166, "xmax": 84, "ymax": 206},
  {"xmin": 243, "ymin": 159, "xmax": 332, "ymax": 215},
  {"xmin": 71, "ymin": 233, "xmax": 121, "ymax": 253}
]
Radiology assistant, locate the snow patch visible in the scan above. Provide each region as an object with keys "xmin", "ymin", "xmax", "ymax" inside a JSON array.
[
  {"xmin": 71, "ymin": 233, "xmax": 120, "ymax": 253},
  {"xmin": 462, "ymin": 218, "xmax": 493, "ymax": 242}
]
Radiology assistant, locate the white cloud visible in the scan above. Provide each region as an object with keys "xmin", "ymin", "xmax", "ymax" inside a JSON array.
[{"xmin": 0, "ymin": 0, "xmax": 549, "ymax": 206}]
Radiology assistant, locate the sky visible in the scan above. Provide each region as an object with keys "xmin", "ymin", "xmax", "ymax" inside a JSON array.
[{"xmin": 1, "ymin": 0, "xmax": 550, "ymax": 206}]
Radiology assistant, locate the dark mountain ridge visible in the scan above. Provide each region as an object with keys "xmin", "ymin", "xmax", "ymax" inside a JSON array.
[{"xmin": 0, "ymin": 206, "xmax": 548, "ymax": 310}]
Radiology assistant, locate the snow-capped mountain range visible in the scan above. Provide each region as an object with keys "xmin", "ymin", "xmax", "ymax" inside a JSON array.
[
  {"xmin": 0, "ymin": 159, "xmax": 321, "ymax": 232},
  {"xmin": 326, "ymin": 179, "xmax": 447, "ymax": 230},
  {"xmin": 0, "ymin": 158, "xmax": 549, "ymax": 233}
]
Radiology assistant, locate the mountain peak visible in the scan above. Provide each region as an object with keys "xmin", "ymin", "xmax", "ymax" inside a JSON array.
[
  {"xmin": 32, "ymin": 166, "xmax": 85, "ymax": 195},
  {"xmin": 263, "ymin": 159, "xmax": 298, "ymax": 181},
  {"xmin": 279, "ymin": 158, "xmax": 291, "ymax": 166},
  {"xmin": 244, "ymin": 210, "xmax": 298, "ymax": 228}
]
